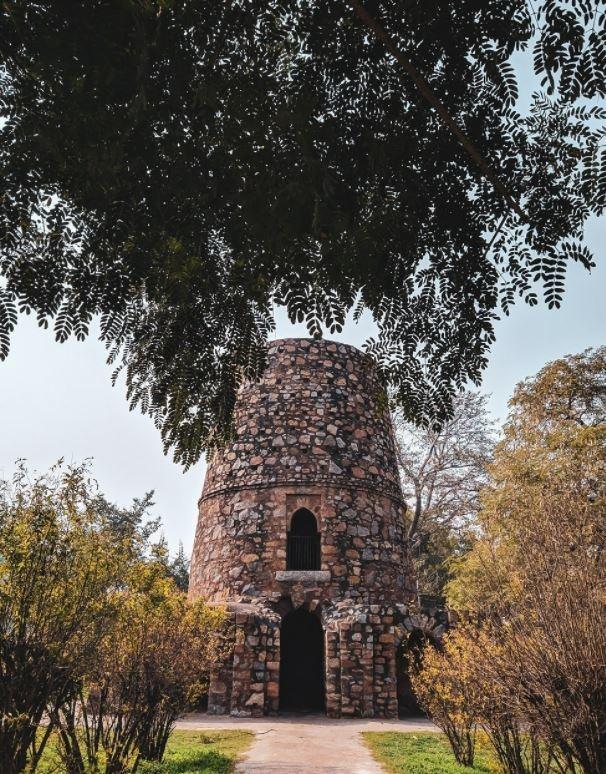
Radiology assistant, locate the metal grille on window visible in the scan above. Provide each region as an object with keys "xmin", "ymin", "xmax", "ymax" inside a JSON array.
[{"xmin": 287, "ymin": 508, "xmax": 321, "ymax": 570}]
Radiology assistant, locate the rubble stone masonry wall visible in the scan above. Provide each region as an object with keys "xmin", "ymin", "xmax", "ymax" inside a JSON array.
[{"xmin": 189, "ymin": 338, "xmax": 416, "ymax": 717}]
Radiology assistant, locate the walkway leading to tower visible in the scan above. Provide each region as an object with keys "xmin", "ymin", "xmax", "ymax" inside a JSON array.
[
  {"xmin": 234, "ymin": 715, "xmax": 380, "ymax": 773},
  {"xmin": 176, "ymin": 714, "xmax": 438, "ymax": 773}
]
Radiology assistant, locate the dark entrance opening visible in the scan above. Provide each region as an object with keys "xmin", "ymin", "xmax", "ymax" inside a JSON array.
[
  {"xmin": 287, "ymin": 508, "xmax": 321, "ymax": 570},
  {"xmin": 397, "ymin": 630, "xmax": 426, "ymax": 717},
  {"xmin": 279, "ymin": 608, "xmax": 325, "ymax": 712}
]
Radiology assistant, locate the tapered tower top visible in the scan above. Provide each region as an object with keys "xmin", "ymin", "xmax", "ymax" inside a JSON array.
[{"xmin": 202, "ymin": 337, "xmax": 402, "ymax": 502}]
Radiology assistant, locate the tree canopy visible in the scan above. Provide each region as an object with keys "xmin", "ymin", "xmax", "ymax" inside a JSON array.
[
  {"xmin": 447, "ymin": 345, "xmax": 606, "ymax": 614},
  {"xmin": 1, "ymin": 1, "xmax": 605, "ymax": 466}
]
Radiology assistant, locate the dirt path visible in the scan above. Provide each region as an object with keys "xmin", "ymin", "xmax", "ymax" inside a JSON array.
[{"xmin": 176, "ymin": 714, "xmax": 437, "ymax": 773}]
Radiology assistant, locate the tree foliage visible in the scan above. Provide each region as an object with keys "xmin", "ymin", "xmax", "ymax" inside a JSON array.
[
  {"xmin": 1, "ymin": 1, "xmax": 605, "ymax": 465},
  {"xmin": 0, "ymin": 462, "xmax": 129, "ymax": 774},
  {"xmin": 442, "ymin": 347, "xmax": 606, "ymax": 773},
  {"xmin": 447, "ymin": 346, "xmax": 606, "ymax": 613}
]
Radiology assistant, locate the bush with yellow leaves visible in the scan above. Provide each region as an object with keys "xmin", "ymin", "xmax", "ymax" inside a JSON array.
[
  {"xmin": 412, "ymin": 623, "xmax": 560, "ymax": 773},
  {"xmin": 411, "ymin": 627, "xmax": 481, "ymax": 767},
  {"xmin": 0, "ymin": 459, "xmax": 228, "ymax": 774},
  {"xmin": 54, "ymin": 560, "xmax": 228, "ymax": 773}
]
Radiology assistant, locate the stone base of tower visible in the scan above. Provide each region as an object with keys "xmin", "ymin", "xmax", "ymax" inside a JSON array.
[
  {"xmin": 207, "ymin": 601, "xmax": 281, "ymax": 717},
  {"xmin": 206, "ymin": 598, "xmax": 431, "ymax": 719},
  {"xmin": 323, "ymin": 602, "xmax": 400, "ymax": 718}
]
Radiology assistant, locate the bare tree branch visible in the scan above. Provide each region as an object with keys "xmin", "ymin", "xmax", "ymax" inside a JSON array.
[{"xmin": 393, "ymin": 391, "xmax": 496, "ymax": 598}]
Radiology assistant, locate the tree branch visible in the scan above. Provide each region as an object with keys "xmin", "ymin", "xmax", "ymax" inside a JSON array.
[
  {"xmin": 345, "ymin": 0, "xmax": 526, "ymax": 222},
  {"xmin": 408, "ymin": 490, "xmax": 423, "ymax": 541}
]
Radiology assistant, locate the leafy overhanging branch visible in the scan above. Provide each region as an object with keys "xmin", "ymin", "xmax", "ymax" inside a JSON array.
[
  {"xmin": 346, "ymin": 0, "xmax": 527, "ymax": 222},
  {"xmin": 0, "ymin": 1, "xmax": 604, "ymax": 466}
]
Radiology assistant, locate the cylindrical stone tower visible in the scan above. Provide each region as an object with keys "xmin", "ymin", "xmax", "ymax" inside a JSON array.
[{"xmin": 190, "ymin": 338, "xmax": 415, "ymax": 718}]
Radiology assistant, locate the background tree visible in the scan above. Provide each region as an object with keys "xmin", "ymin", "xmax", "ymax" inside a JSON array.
[
  {"xmin": 393, "ymin": 391, "xmax": 495, "ymax": 602},
  {"xmin": 448, "ymin": 346, "xmax": 606, "ymax": 613},
  {"xmin": 1, "ymin": 1, "xmax": 605, "ymax": 465},
  {"xmin": 167, "ymin": 541, "xmax": 190, "ymax": 593},
  {"xmin": 98, "ymin": 490, "xmax": 160, "ymax": 558},
  {"xmin": 445, "ymin": 347, "xmax": 606, "ymax": 772}
]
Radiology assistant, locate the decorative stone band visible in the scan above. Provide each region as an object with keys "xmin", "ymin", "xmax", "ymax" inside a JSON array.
[
  {"xmin": 199, "ymin": 475, "xmax": 406, "ymax": 507},
  {"xmin": 275, "ymin": 570, "xmax": 331, "ymax": 582}
]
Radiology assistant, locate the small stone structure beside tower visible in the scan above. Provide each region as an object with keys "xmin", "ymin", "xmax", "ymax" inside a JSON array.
[{"xmin": 189, "ymin": 338, "xmax": 419, "ymax": 717}]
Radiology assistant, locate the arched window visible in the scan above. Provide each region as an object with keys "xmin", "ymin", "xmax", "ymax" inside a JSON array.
[{"xmin": 287, "ymin": 508, "xmax": 321, "ymax": 570}]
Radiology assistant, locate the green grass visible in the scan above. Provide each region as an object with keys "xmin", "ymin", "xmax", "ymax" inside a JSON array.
[
  {"xmin": 139, "ymin": 730, "xmax": 253, "ymax": 773},
  {"xmin": 37, "ymin": 729, "xmax": 253, "ymax": 774},
  {"xmin": 363, "ymin": 732, "xmax": 498, "ymax": 774}
]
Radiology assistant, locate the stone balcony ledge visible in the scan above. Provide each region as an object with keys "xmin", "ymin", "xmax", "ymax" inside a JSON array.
[{"xmin": 275, "ymin": 570, "xmax": 331, "ymax": 583}]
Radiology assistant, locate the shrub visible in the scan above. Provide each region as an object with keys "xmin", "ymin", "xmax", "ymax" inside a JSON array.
[
  {"xmin": 412, "ymin": 624, "xmax": 560, "ymax": 774},
  {"xmin": 411, "ymin": 628, "xmax": 480, "ymax": 767},
  {"xmin": 461, "ymin": 626, "xmax": 559, "ymax": 774},
  {"xmin": 0, "ymin": 461, "xmax": 227, "ymax": 773},
  {"xmin": 54, "ymin": 564, "xmax": 226, "ymax": 773},
  {"xmin": 0, "ymin": 462, "xmax": 127, "ymax": 774}
]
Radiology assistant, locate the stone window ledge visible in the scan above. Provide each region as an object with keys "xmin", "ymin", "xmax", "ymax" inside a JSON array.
[{"xmin": 275, "ymin": 570, "xmax": 330, "ymax": 583}]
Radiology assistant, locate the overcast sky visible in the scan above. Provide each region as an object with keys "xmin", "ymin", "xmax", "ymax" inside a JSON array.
[{"xmin": 1, "ymin": 49, "xmax": 605, "ymax": 555}]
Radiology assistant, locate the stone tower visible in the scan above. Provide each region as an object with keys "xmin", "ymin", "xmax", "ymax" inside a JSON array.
[{"xmin": 189, "ymin": 338, "xmax": 416, "ymax": 717}]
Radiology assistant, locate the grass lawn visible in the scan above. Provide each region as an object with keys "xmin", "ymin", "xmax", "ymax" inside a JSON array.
[
  {"xmin": 363, "ymin": 732, "xmax": 498, "ymax": 774},
  {"xmin": 139, "ymin": 730, "xmax": 253, "ymax": 773},
  {"xmin": 38, "ymin": 729, "xmax": 253, "ymax": 773}
]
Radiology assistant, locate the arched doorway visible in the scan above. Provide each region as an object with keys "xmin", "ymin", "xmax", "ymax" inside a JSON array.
[{"xmin": 279, "ymin": 608, "xmax": 325, "ymax": 712}]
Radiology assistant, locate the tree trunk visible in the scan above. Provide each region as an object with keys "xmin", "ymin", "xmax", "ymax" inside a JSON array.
[{"xmin": 0, "ymin": 730, "xmax": 31, "ymax": 774}]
